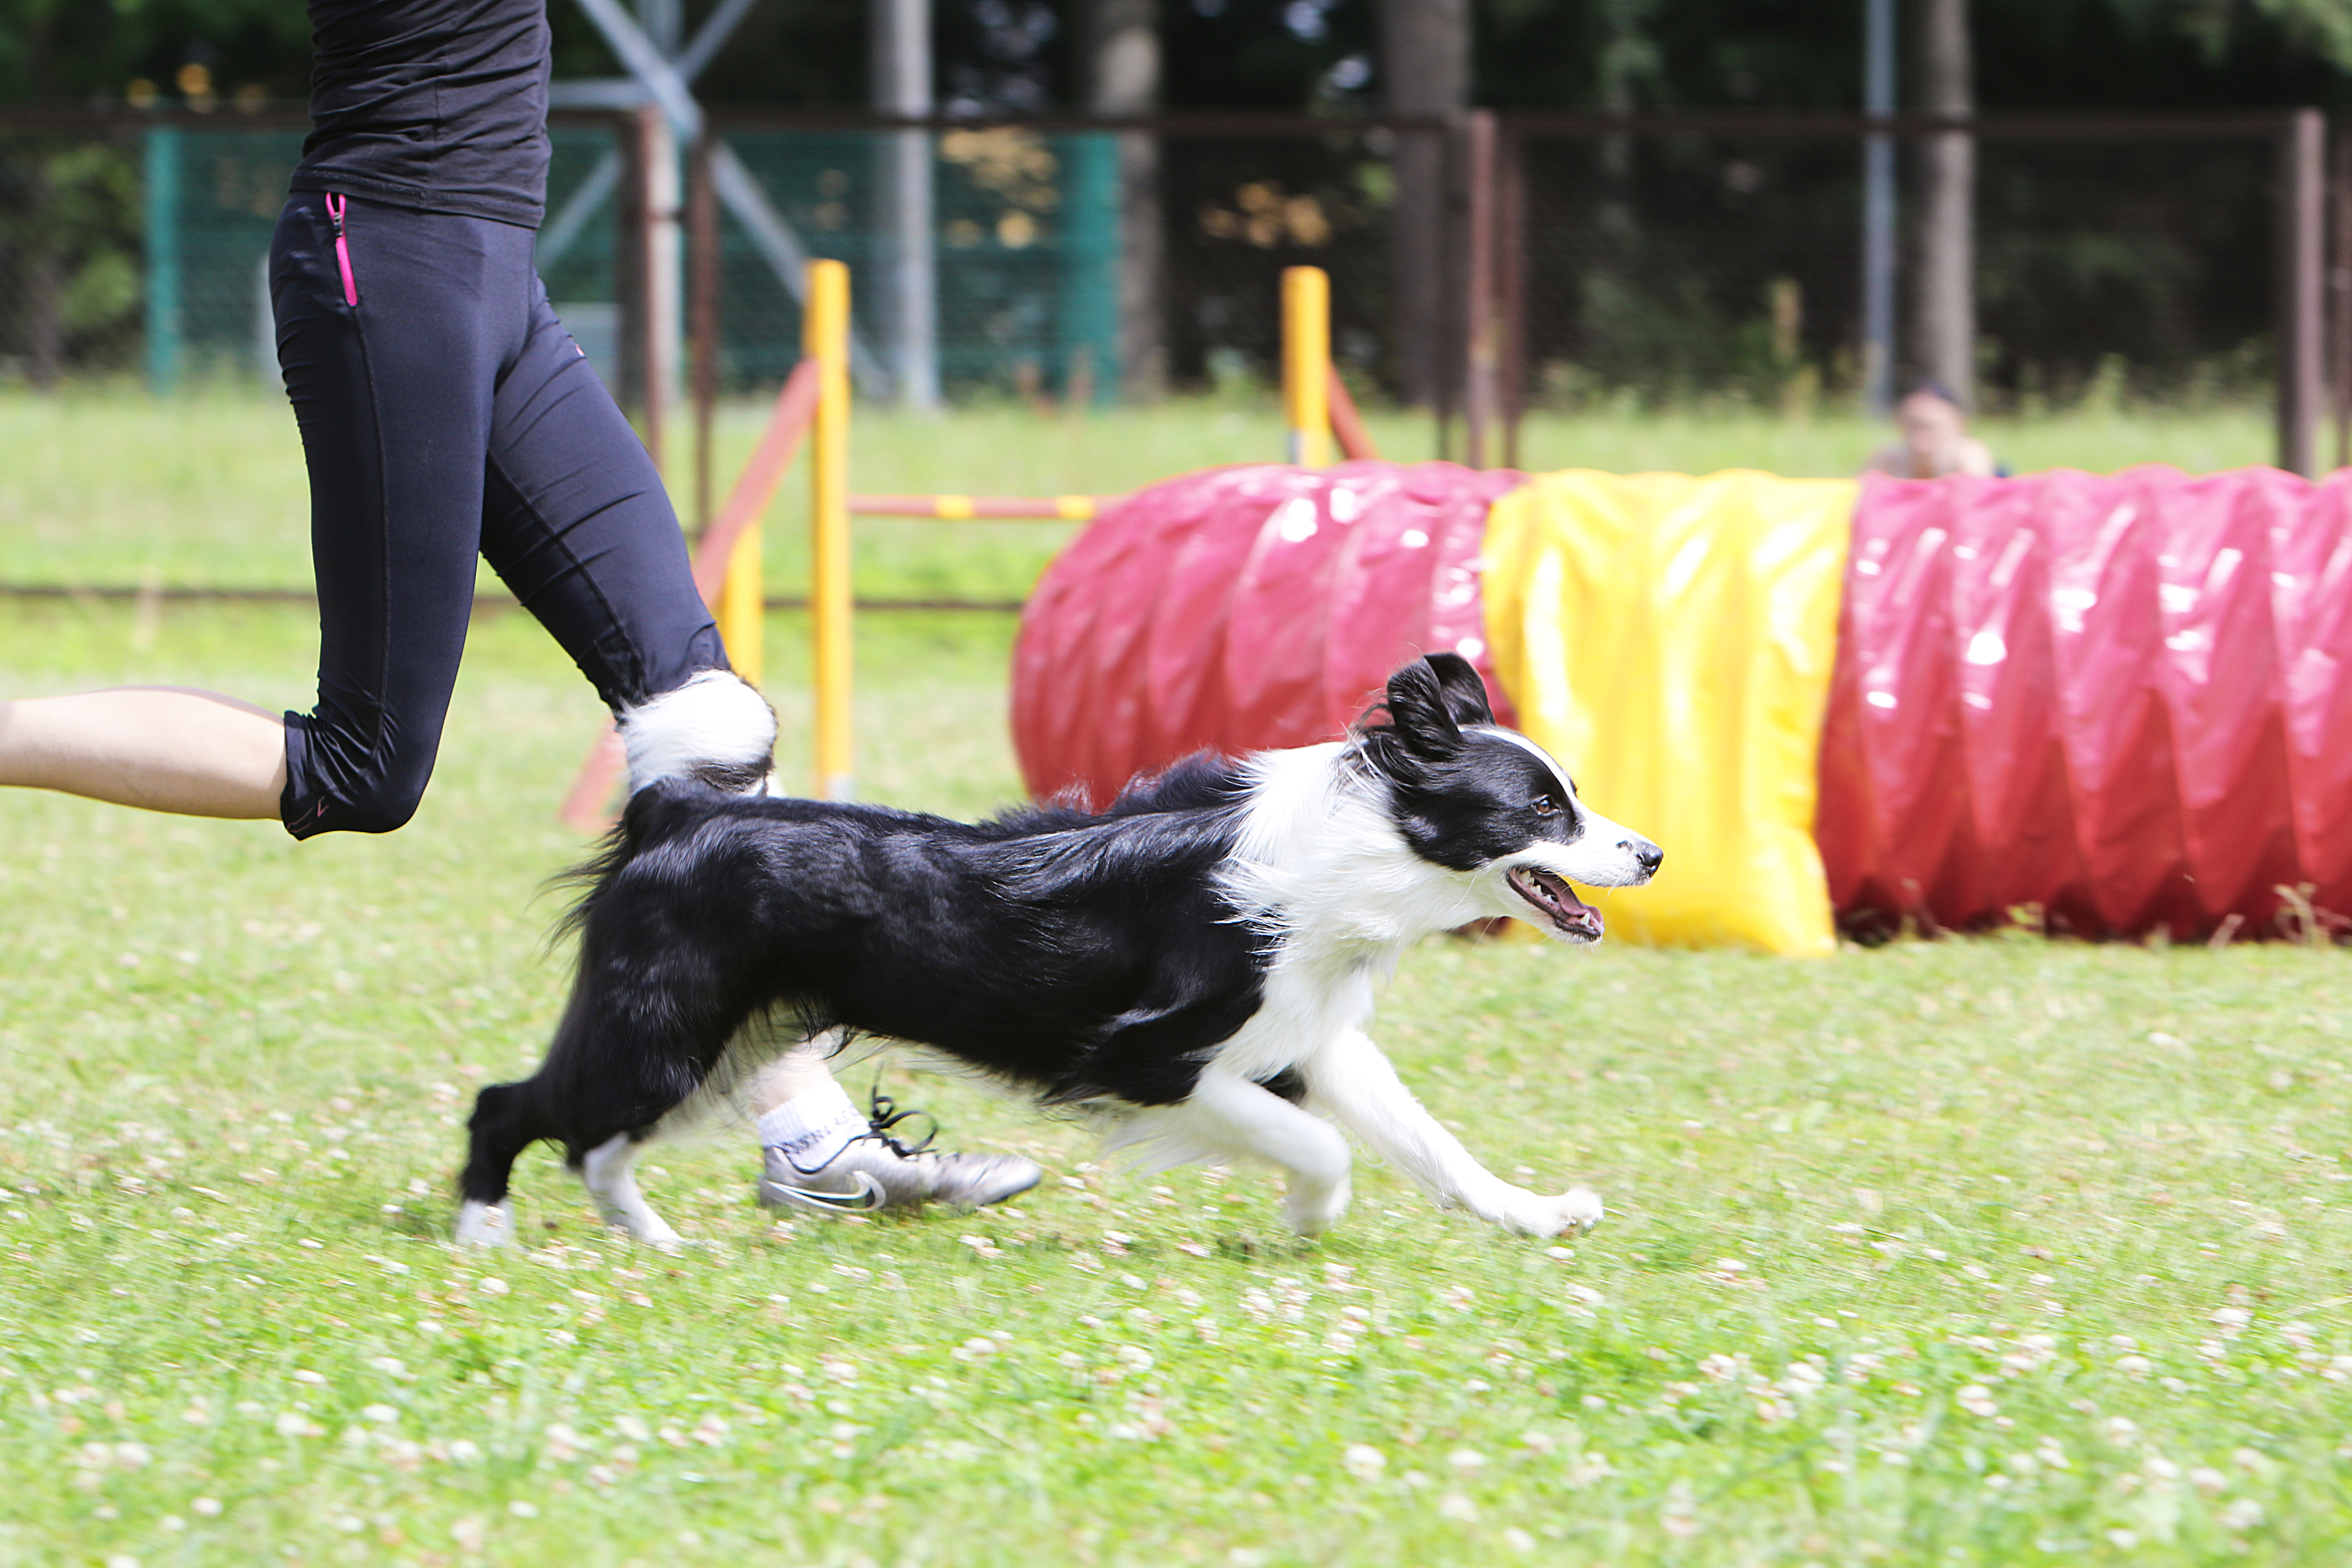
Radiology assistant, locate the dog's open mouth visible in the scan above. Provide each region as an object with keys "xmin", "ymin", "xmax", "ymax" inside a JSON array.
[{"xmin": 1508, "ymin": 866, "xmax": 1604, "ymax": 941}]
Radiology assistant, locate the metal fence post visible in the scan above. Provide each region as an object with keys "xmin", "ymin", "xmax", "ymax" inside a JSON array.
[
  {"xmin": 2334, "ymin": 115, "xmax": 2352, "ymax": 472},
  {"xmin": 2281, "ymin": 108, "xmax": 2325, "ymax": 477},
  {"xmin": 1498, "ymin": 118, "xmax": 1527, "ymax": 471},
  {"xmin": 688, "ymin": 132, "xmax": 721, "ymax": 533},
  {"xmin": 143, "ymin": 123, "xmax": 182, "ymax": 394},
  {"xmin": 1861, "ymin": 0, "xmax": 1899, "ymax": 416},
  {"xmin": 1462, "ymin": 109, "xmax": 1498, "ymax": 471}
]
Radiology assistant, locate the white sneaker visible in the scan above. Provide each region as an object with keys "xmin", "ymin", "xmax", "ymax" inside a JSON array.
[{"xmin": 757, "ymin": 1093, "xmax": 1042, "ymax": 1216}]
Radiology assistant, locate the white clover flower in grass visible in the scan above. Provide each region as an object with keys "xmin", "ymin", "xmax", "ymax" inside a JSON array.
[
  {"xmin": 2220, "ymin": 1497, "xmax": 2266, "ymax": 1531},
  {"xmin": 1447, "ymin": 1449, "xmax": 1486, "ymax": 1471},
  {"xmin": 1341, "ymin": 1443, "xmax": 1386, "ymax": 1479},
  {"xmin": 1436, "ymin": 1492, "xmax": 1478, "ymax": 1522},
  {"xmin": 2188, "ymin": 1466, "xmax": 2228, "ymax": 1494},
  {"xmin": 190, "ymin": 1499, "xmax": 222, "ymax": 1518},
  {"xmin": 2211, "ymin": 1306, "xmax": 2252, "ymax": 1335},
  {"xmin": 1439, "ymin": 1285, "xmax": 1476, "ymax": 1312},
  {"xmin": 1955, "ymin": 1385, "xmax": 1999, "ymax": 1418},
  {"xmin": 1564, "ymin": 1448, "xmax": 1615, "ymax": 1487},
  {"xmin": 1659, "ymin": 1480, "xmax": 1700, "ymax": 1538},
  {"xmin": 1502, "ymin": 1526, "xmax": 1535, "ymax": 1555}
]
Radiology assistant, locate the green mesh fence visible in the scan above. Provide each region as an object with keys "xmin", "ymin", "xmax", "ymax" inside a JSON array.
[{"xmin": 128, "ymin": 119, "xmax": 1123, "ymax": 399}]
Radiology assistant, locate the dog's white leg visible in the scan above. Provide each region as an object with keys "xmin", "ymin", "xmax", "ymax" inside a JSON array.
[
  {"xmin": 579, "ymin": 1133, "xmax": 683, "ymax": 1249},
  {"xmin": 1115, "ymin": 1069, "xmax": 1355, "ymax": 1236},
  {"xmin": 1305, "ymin": 1030, "xmax": 1601, "ymax": 1237},
  {"xmin": 453, "ymin": 1199, "xmax": 513, "ymax": 1248}
]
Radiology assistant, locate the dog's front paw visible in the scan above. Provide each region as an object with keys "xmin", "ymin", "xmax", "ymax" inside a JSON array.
[
  {"xmin": 1556, "ymin": 1186, "xmax": 1604, "ymax": 1233},
  {"xmin": 1281, "ymin": 1174, "xmax": 1352, "ymax": 1237},
  {"xmin": 1499, "ymin": 1187, "xmax": 1604, "ymax": 1237},
  {"xmin": 453, "ymin": 1199, "xmax": 513, "ymax": 1248}
]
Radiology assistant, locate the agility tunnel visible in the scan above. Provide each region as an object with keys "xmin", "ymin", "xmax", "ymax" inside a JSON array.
[{"xmin": 1012, "ymin": 462, "xmax": 2352, "ymax": 954}]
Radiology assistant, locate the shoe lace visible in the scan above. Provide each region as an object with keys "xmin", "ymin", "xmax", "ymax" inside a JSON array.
[{"xmin": 853, "ymin": 1080, "xmax": 937, "ymax": 1160}]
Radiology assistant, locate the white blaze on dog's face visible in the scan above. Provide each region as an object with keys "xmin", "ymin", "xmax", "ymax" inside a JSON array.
[{"xmin": 1361, "ymin": 653, "xmax": 1662, "ymax": 944}]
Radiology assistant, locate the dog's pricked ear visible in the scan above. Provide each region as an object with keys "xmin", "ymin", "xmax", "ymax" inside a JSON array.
[
  {"xmin": 1421, "ymin": 651, "xmax": 1495, "ymax": 727},
  {"xmin": 1380, "ymin": 657, "xmax": 1468, "ymax": 759}
]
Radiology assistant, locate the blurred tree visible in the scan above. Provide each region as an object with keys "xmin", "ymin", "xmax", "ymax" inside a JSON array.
[
  {"xmin": 0, "ymin": 0, "xmax": 312, "ymax": 104},
  {"xmin": 1381, "ymin": 0, "xmax": 1468, "ymax": 405},
  {"xmin": 3, "ymin": 0, "xmax": 2348, "ymax": 113},
  {"xmin": 1913, "ymin": 0, "xmax": 1972, "ymax": 404}
]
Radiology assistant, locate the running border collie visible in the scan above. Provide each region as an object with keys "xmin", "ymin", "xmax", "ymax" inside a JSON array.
[{"xmin": 455, "ymin": 653, "xmax": 1660, "ymax": 1246}]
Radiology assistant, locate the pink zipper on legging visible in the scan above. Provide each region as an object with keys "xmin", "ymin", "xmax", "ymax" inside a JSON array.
[{"xmin": 325, "ymin": 193, "xmax": 358, "ymax": 307}]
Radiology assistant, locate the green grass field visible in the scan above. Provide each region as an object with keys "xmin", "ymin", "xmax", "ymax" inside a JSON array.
[{"xmin": 4, "ymin": 392, "xmax": 2349, "ymax": 1565}]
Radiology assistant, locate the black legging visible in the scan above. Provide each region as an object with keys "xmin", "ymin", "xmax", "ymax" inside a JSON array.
[{"xmin": 269, "ymin": 191, "xmax": 726, "ymax": 838}]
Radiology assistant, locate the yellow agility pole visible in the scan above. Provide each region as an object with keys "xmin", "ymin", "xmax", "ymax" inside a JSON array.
[
  {"xmin": 1281, "ymin": 266, "xmax": 1332, "ymax": 468},
  {"xmin": 807, "ymin": 258, "xmax": 854, "ymax": 800}
]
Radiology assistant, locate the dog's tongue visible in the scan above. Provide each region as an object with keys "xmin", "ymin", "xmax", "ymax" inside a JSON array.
[{"xmin": 1510, "ymin": 867, "xmax": 1604, "ymax": 940}]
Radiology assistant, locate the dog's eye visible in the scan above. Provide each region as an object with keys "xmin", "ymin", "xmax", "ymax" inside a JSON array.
[{"xmin": 1531, "ymin": 795, "xmax": 1559, "ymax": 817}]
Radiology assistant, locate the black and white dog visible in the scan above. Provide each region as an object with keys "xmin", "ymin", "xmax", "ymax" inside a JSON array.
[{"xmin": 456, "ymin": 653, "xmax": 1660, "ymax": 1247}]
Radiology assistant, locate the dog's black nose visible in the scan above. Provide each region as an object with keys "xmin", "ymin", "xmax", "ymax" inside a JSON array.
[{"xmin": 1631, "ymin": 840, "xmax": 1663, "ymax": 876}]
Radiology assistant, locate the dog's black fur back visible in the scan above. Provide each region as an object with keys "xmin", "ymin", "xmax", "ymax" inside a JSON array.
[{"xmin": 459, "ymin": 754, "xmax": 1275, "ymax": 1209}]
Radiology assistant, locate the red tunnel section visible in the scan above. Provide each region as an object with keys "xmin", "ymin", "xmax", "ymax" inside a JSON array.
[
  {"xmin": 1821, "ymin": 466, "xmax": 2352, "ymax": 940},
  {"xmin": 1013, "ymin": 462, "xmax": 1523, "ymax": 808}
]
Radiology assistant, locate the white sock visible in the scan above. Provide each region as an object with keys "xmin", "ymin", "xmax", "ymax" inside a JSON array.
[{"xmin": 757, "ymin": 1081, "xmax": 865, "ymax": 1174}]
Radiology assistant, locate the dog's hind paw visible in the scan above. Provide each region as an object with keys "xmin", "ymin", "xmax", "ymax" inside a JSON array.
[
  {"xmin": 453, "ymin": 1199, "xmax": 514, "ymax": 1248},
  {"xmin": 1280, "ymin": 1176, "xmax": 1353, "ymax": 1237}
]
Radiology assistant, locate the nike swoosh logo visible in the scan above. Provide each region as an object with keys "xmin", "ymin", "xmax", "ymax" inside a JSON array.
[{"xmin": 763, "ymin": 1171, "xmax": 885, "ymax": 1213}]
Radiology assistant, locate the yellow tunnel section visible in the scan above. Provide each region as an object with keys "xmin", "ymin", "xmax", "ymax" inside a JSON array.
[{"xmin": 1481, "ymin": 471, "xmax": 1858, "ymax": 956}]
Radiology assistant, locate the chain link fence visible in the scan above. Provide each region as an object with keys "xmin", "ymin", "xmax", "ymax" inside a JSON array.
[{"xmin": 0, "ymin": 107, "xmax": 2322, "ymax": 447}]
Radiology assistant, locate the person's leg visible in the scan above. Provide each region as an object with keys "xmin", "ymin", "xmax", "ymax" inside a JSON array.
[
  {"xmin": 0, "ymin": 688, "xmax": 285, "ymax": 817},
  {"xmin": 272, "ymin": 195, "xmax": 514, "ymax": 837},
  {"xmin": 477, "ymin": 284, "xmax": 1038, "ymax": 1216},
  {"xmin": 0, "ymin": 196, "xmax": 498, "ymax": 829}
]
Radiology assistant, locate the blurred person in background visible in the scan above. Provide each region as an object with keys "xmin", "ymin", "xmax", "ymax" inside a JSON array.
[{"xmin": 1864, "ymin": 380, "xmax": 2003, "ymax": 479}]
